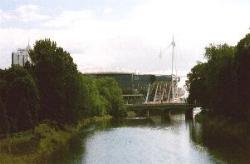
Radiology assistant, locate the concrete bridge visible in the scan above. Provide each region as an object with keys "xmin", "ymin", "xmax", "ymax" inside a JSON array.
[{"xmin": 126, "ymin": 103, "xmax": 193, "ymax": 121}]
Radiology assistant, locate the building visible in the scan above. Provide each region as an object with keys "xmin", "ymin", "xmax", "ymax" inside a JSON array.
[
  {"xmin": 86, "ymin": 72, "xmax": 179, "ymax": 104},
  {"xmin": 87, "ymin": 72, "xmax": 177, "ymax": 93},
  {"xmin": 12, "ymin": 44, "xmax": 31, "ymax": 66}
]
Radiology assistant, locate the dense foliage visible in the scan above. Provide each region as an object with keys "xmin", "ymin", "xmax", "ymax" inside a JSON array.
[
  {"xmin": 0, "ymin": 39, "xmax": 126, "ymax": 135},
  {"xmin": 96, "ymin": 78, "xmax": 126, "ymax": 117},
  {"xmin": 29, "ymin": 39, "xmax": 81, "ymax": 124},
  {"xmin": 187, "ymin": 33, "xmax": 250, "ymax": 121},
  {"xmin": 0, "ymin": 67, "xmax": 39, "ymax": 133}
]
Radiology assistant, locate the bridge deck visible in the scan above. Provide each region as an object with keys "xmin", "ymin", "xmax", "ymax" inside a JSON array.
[{"xmin": 126, "ymin": 103, "xmax": 192, "ymax": 111}]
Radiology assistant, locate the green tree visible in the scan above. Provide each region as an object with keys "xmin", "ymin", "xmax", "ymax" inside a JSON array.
[
  {"xmin": 0, "ymin": 97, "xmax": 9, "ymax": 135},
  {"xmin": 96, "ymin": 78, "xmax": 126, "ymax": 117},
  {"xmin": 187, "ymin": 44, "xmax": 237, "ymax": 116},
  {"xmin": 204, "ymin": 44, "xmax": 237, "ymax": 114},
  {"xmin": 187, "ymin": 62, "xmax": 209, "ymax": 107},
  {"xmin": 29, "ymin": 39, "xmax": 81, "ymax": 124},
  {"xmin": 78, "ymin": 75, "xmax": 107, "ymax": 117},
  {"xmin": 235, "ymin": 33, "xmax": 250, "ymax": 120},
  {"xmin": 1, "ymin": 66, "xmax": 40, "ymax": 132}
]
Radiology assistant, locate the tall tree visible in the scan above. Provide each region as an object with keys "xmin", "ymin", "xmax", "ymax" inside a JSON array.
[
  {"xmin": 29, "ymin": 39, "xmax": 80, "ymax": 124},
  {"xmin": 235, "ymin": 34, "xmax": 250, "ymax": 120},
  {"xmin": 3, "ymin": 66, "xmax": 39, "ymax": 132},
  {"xmin": 187, "ymin": 62, "xmax": 209, "ymax": 107},
  {"xmin": 204, "ymin": 44, "xmax": 236, "ymax": 114},
  {"xmin": 96, "ymin": 78, "xmax": 126, "ymax": 117},
  {"xmin": 187, "ymin": 44, "xmax": 237, "ymax": 116},
  {"xmin": 0, "ymin": 97, "xmax": 9, "ymax": 134},
  {"xmin": 78, "ymin": 75, "xmax": 107, "ymax": 117}
]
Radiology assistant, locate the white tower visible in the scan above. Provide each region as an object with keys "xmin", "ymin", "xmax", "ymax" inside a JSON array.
[{"xmin": 171, "ymin": 37, "xmax": 176, "ymax": 101}]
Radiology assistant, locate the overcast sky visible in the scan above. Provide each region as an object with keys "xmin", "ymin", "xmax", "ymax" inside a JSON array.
[{"xmin": 1, "ymin": 0, "xmax": 250, "ymax": 76}]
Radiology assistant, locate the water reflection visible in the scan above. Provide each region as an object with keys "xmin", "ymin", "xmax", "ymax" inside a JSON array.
[
  {"xmin": 82, "ymin": 114, "xmax": 217, "ymax": 164},
  {"xmin": 52, "ymin": 111, "xmax": 250, "ymax": 164},
  {"xmin": 190, "ymin": 117, "xmax": 250, "ymax": 164}
]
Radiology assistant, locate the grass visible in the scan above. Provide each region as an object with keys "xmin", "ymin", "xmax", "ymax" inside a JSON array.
[{"xmin": 0, "ymin": 115, "xmax": 112, "ymax": 164}]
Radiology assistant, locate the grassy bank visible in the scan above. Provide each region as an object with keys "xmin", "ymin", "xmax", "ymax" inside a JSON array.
[{"xmin": 0, "ymin": 115, "xmax": 112, "ymax": 164}]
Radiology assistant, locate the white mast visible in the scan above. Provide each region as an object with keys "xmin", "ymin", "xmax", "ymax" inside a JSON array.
[
  {"xmin": 171, "ymin": 37, "xmax": 175, "ymax": 101},
  {"xmin": 159, "ymin": 36, "xmax": 177, "ymax": 103}
]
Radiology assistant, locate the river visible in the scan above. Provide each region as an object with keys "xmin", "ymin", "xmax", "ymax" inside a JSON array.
[{"xmin": 53, "ymin": 109, "xmax": 250, "ymax": 164}]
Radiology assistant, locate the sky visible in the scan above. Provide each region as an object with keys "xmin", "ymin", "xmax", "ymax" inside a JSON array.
[{"xmin": 0, "ymin": 0, "xmax": 250, "ymax": 78}]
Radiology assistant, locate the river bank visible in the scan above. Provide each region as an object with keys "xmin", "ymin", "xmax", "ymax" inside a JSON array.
[{"xmin": 0, "ymin": 115, "xmax": 112, "ymax": 164}]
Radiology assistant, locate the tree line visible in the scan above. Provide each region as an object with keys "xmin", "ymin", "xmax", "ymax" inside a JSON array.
[
  {"xmin": 0, "ymin": 39, "xmax": 126, "ymax": 134},
  {"xmin": 186, "ymin": 33, "xmax": 250, "ymax": 121}
]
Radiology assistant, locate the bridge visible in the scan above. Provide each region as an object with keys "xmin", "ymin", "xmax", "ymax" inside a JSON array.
[
  {"xmin": 126, "ymin": 103, "xmax": 193, "ymax": 120},
  {"xmin": 85, "ymin": 38, "xmax": 194, "ymax": 119},
  {"xmin": 126, "ymin": 103, "xmax": 190, "ymax": 111}
]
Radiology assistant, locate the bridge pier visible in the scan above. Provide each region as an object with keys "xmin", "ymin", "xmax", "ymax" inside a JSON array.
[
  {"xmin": 185, "ymin": 107, "xmax": 193, "ymax": 120},
  {"xmin": 126, "ymin": 103, "xmax": 192, "ymax": 120},
  {"xmin": 161, "ymin": 110, "xmax": 171, "ymax": 122},
  {"xmin": 146, "ymin": 109, "xmax": 150, "ymax": 118}
]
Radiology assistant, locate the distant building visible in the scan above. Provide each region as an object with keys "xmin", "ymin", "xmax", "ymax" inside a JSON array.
[
  {"xmin": 86, "ymin": 72, "xmax": 170, "ymax": 94},
  {"xmin": 12, "ymin": 44, "xmax": 31, "ymax": 66},
  {"xmin": 85, "ymin": 72, "xmax": 179, "ymax": 104}
]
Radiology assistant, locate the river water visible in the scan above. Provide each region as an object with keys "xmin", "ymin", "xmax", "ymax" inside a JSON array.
[{"xmin": 55, "ymin": 110, "xmax": 250, "ymax": 164}]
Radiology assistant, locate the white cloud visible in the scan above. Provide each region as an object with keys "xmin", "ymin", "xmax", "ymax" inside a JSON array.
[
  {"xmin": 0, "ymin": 9, "xmax": 13, "ymax": 22},
  {"xmin": 0, "ymin": 4, "xmax": 49, "ymax": 23},
  {"xmin": 43, "ymin": 10, "xmax": 95, "ymax": 28},
  {"xmin": 15, "ymin": 4, "xmax": 49, "ymax": 22},
  {"xmin": 103, "ymin": 8, "xmax": 113, "ymax": 15},
  {"xmin": 0, "ymin": 0, "xmax": 250, "ymax": 77}
]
